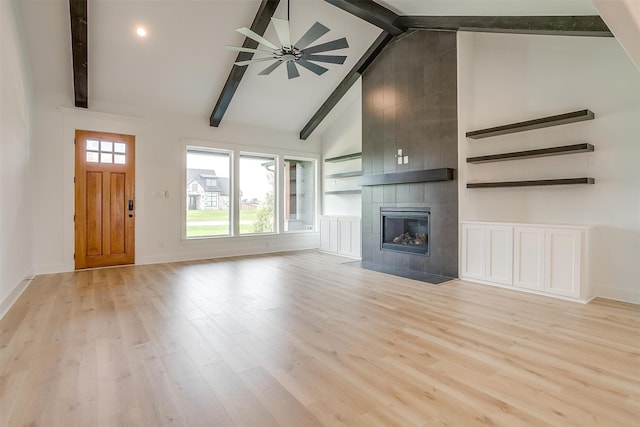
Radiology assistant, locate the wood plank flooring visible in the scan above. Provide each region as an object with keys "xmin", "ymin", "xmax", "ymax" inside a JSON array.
[{"xmin": 1, "ymin": 251, "xmax": 639, "ymax": 426}]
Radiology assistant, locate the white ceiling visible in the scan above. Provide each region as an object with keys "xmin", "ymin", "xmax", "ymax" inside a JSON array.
[{"xmin": 16, "ymin": 0, "xmax": 603, "ymax": 135}]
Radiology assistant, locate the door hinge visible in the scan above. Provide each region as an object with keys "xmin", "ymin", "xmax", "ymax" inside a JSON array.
[
  {"xmin": 73, "ymin": 253, "xmax": 75, "ymax": 260},
  {"xmin": 74, "ymin": 138, "xmax": 76, "ymax": 145},
  {"xmin": 73, "ymin": 214, "xmax": 75, "ymax": 222},
  {"xmin": 73, "ymin": 176, "xmax": 76, "ymax": 183}
]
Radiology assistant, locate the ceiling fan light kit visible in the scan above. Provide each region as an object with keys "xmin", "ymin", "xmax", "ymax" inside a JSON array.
[{"xmin": 226, "ymin": 3, "xmax": 349, "ymax": 79}]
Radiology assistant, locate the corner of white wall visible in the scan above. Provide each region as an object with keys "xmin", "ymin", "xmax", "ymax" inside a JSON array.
[
  {"xmin": 319, "ymin": 79, "xmax": 363, "ymax": 217},
  {"xmin": 1, "ymin": 0, "xmax": 36, "ymax": 317},
  {"xmin": 593, "ymin": 0, "xmax": 640, "ymax": 71}
]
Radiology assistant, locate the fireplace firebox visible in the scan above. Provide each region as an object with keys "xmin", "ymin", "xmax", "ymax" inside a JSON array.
[{"xmin": 380, "ymin": 208, "xmax": 430, "ymax": 256}]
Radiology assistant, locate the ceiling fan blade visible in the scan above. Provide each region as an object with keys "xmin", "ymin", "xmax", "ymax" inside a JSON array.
[
  {"xmin": 225, "ymin": 45, "xmax": 276, "ymax": 55},
  {"xmin": 294, "ymin": 22, "xmax": 330, "ymax": 50},
  {"xmin": 234, "ymin": 57, "xmax": 277, "ymax": 66},
  {"xmin": 235, "ymin": 27, "xmax": 279, "ymax": 50},
  {"xmin": 297, "ymin": 59, "xmax": 328, "ymax": 76},
  {"xmin": 303, "ymin": 38, "xmax": 349, "ymax": 55},
  {"xmin": 271, "ymin": 17, "xmax": 292, "ymax": 48},
  {"xmin": 302, "ymin": 54, "xmax": 347, "ymax": 64},
  {"xmin": 258, "ymin": 61, "xmax": 284, "ymax": 75},
  {"xmin": 286, "ymin": 62, "xmax": 300, "ymax": 79}
]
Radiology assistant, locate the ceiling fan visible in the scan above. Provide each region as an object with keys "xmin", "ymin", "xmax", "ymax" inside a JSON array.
[{"xmin": 225, "ymin": 0, "xmax": 349, "ymax": 79}]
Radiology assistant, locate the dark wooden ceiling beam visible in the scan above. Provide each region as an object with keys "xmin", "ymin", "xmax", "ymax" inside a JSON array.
[
  {"xmin": 397, "ymin": 15, "xmax": 613, "ymax": 37},
  {"xmin": 300, "ymin": 5, "xmax": 613, "ymax": 140},
  {"xmin": 210, "ymin": 0, "xmax": 280, "ymax": 127},
  {"xmin": 324, "ymin": 0, "xmax": 406, "ymax": 36},
  {"xmin": 299, "ymin": 0, "xmax": 408, "ymax": 139},
  {"xmin": 69, "ymin": 0, "xmax": 88, "ymax": 108},
  {"xmin": 299, "ymin": 31, "xmax": 395, "ymax": 140}
]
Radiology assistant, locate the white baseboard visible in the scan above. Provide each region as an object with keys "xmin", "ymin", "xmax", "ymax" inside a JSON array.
[
  {"xmin": 0, "ymin": 272, "xmax": 34, "ymax": 320},
  {"xmin": 596, "ymin": 285, "xmax": 640, "ymax": 305}
]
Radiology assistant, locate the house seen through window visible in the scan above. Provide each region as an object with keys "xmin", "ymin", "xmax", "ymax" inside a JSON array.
[{"xmin": 186, "ymin": 149, "xmax": 231, "ymax": 237}]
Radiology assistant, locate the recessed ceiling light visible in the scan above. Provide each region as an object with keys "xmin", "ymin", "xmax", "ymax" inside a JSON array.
[{"xmin": 136, "ymin": 27, "xmax": 147, "ymax": 37}]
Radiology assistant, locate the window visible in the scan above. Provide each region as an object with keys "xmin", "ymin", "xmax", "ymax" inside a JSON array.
[
  {"xmin": 284, "ymin": 158, "xmax": 315, "ymax": 232},
  {"xmin": 184, "ymin": 146, "xmax": 316, "ymax": 239},
  {"xmin": 86, "ymin": 139, "xmax": 126, "ymax": 164},
  {"xmin": 186, "ymin": 149, "xmax": 231, "ymax": 237},
  {"xmin": 240, "ymin": 154, "xmax": 275, "ymax": 234},
  {"xmin": 205, "ymin": 192, "xmax": 218, "ymax": 208}
]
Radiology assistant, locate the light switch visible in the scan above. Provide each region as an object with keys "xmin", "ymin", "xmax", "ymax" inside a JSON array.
[{"xmin": 403, "ymin": 156, "xmax": 409, "ymax": 164}]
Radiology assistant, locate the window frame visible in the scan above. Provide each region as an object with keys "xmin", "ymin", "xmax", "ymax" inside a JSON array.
[
  {"xmin": 182, "ymin": 140, "xmax": 319, "ymax": 240},
  {"xmin": 238, "ymin": 152, "xmax": 278, "ymax": 236},
  {"xmin": 283, "ymin": 156, "xmax": 317, "ymax": 234},
  {"xmin": 184, "ymin": 146, "xmax": 233, "ymax": 239}
]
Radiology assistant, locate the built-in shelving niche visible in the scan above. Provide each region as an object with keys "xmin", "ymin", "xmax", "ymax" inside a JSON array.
[
  {"xmin": 325, "ymin": 171, "xmax": 362, "ymax": 179},
  {"xmin": 324, "ymin": 190, "xmax": 362, "ymax": 195},
  {"xmin": 324, "ymin": 152, "xmax": 362, "ymax": 163},
  {"xmin": 324, "ymin": 152, "xmax": 362, "ymax": 195}
]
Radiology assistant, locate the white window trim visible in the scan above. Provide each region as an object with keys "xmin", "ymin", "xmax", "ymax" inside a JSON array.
[{"xmin": 283, "ymin": 156, "xmax": 318, "ymax": 234}]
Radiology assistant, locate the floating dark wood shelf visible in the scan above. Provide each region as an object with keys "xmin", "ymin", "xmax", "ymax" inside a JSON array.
[
  {"xmin": 467, "ymin": 143, "xmax": 594, "ymax": 164},
  {"xmin": 324, "ymin": 152, "xmax": 362, "ymax": 163},
  {"xmin": 325, "ymin": 171, "xmax": 363, "ymax": 179},
  {"xmin": 467, "ymin": 178, "xmax": 595, "ymax": 188},
  {"xmin": 324, "ymin": 189, "xmax": 362, "ymax": 195},
  {"xmin": 466, "ymin": 109, "xmax": 594, "ymax": 139},
  {"xmin": 360, "ymin": 168, "xmax": 455, "ymax": 186}
]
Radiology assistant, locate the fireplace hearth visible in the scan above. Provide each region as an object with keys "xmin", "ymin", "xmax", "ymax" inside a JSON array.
[{"xmin": 381, "ymin": 208, "xmax": 430, "ymax": 256}]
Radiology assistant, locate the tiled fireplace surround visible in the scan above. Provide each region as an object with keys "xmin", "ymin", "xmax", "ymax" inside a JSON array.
[{"xmin": 361, "ymin": 30, "xmax": 458, "ymax": 280}]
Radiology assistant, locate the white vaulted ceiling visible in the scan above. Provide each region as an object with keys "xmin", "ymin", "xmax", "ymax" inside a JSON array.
[{"xmin": 16, "ymin": 0, "xmax": 622, "ymax": 135}]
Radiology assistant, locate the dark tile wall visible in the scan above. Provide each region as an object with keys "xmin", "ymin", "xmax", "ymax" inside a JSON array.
[{"xmin": 361, "ymin": 30, "xmax": 458, "ymax": 278}]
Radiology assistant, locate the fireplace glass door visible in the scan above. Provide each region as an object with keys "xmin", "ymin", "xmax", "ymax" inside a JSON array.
[{"xmin": 381, "ymin": 208, "xmax": 430, "ymax": 255}]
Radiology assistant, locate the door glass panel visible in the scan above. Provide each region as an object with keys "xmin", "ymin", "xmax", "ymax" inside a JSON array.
[
  {"xmin": 87, "ymin": 152, "xmax": 99, "ymax": 163},
  {"xmin": 87, "ymin": 140, "xmax": 99, "ymax": 151},
  {"xmin": 101, "ymin": 141, "xmax": 113, "ymax": 152},
  {"xmin": 85, "ymin": 139, "xmax": 128, "ymax": 165}
]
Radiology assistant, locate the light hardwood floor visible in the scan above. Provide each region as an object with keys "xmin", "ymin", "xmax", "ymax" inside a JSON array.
[{"xmin": 1, "ymin": 251, "xmax": 639, "ymax": 426}]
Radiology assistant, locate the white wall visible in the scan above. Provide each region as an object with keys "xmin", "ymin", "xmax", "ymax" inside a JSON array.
[
  {"xmin": 458, "ymin": 32, "xmax": 640, "ymax": 304},
  {"xmin": 31, "ymin": 92, "xmax": 323, "ymax": 274},
  {"xmin": 593, "ymin": 0, "xmax": 640, "ymax": 71},
  {"xmin": 0, "ymin": 0, "xmax": 34, "ymax": 316},
  {"xmin": 320, "ymin": 79, "xmax": 362, "ymax": 217}
]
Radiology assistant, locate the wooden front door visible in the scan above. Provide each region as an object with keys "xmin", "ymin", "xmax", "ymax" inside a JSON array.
[{"xmin": 75, "ymin": 130, "xmax": 135, "ymax": 269}]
